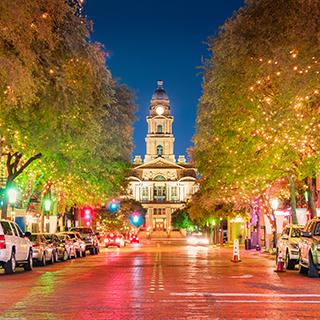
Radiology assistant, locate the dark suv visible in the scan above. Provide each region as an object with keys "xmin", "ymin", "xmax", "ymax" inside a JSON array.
[{"xmin": 70, "ymin": 227, "xmax": 99, "ymax": 255}]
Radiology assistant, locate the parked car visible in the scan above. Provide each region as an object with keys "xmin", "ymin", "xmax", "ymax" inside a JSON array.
[
  {"xmin": 57, "ymin": 234, "xmax": 76, "ymax": 260},
  {"xmin": 276, "ymin": 225, "xmax": 304, "ymax": 269},
  {"xmin": 104, "ymin": 232, "xmax": 125, "ymax": 248},
  {"xmin": 29, "ymin": 233, "xmax": 56, "ymax": 266},
  {"xmin": 70, "ymin": 227, "xmax": 99, "ymax": 255},
  {"xmin": 187, "ymin": 233, "xmax": 209, "ymax": 246},
  {"xmin": 299, "ymin": 217, "xmax": 320, "ymax": 277},
  {"xmin": 61, "ymin": 232, "xmax": 86, "ymax": 257},
  {"xmin": 0, "ymin": 219, "xmax": 33, "ymax": 274},
  {"xmin": 43, "ymin": 233, "xmax": 69, "ymax": 262}
]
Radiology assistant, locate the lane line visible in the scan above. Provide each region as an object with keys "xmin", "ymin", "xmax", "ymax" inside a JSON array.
[
  {"xmin": 170, "ymin": 293, "xmax": 320, "ymax": 297},
  {"xmin": 211, "ymin": 300, "xmax": 320, "ymax": 304}
]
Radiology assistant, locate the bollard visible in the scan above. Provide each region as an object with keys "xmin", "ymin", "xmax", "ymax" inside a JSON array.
[{"xmin": 231, "ymin": 239, "xmax": 241, "ymax": 263}]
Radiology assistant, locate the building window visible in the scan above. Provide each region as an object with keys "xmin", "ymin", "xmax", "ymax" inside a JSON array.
[
  {"xmin": 142, "ymin": 187, "xmax": 148, "ymax": 200},
  {"xmin": 154, "ymin": 208, "xmax": 166, "ymax": 215},
  {"xmin": 154, "ymin": 186, "xmax": 166, "ymax": 201},
  {"xmin": 157, "ymin": 124, "xmax": 163, "ymax": 133},
  {"xmin": 171, "ymin": 187, "xmax": 178, "ymax": 200},
  {"xmin": 157, "ymin": 145, "xmax": 163, "ymax": 156},
  {"xmin": 154, "ymin": 175, "xmax": 165, "ymax": 181}
]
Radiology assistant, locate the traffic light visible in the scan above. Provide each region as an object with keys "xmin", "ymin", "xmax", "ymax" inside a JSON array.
[
  {"xmin": 108, "ymin": 198, "xmax": 119, "ymax": 212},
  {"xmin": 84, "ymin": 207, "xmax": 92, "ymax": 220},
  {"xmin": 130, "ymin": 211, "xmax": 142, "ymax": 227}
]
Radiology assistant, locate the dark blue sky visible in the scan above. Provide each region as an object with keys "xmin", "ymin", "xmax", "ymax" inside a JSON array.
[{"xmin": 85, "ymin": 0, "xmax": 244, "ymax": 159}]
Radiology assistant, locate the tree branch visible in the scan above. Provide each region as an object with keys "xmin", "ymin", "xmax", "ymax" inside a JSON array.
[{"xmin": 13, "ymin": 153, "xmax": 42, "ymax": 180}]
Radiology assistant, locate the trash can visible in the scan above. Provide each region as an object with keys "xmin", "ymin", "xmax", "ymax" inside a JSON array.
[{"xmin": 244, "ymin": 238, "xmax": 251, "ymax": 250}]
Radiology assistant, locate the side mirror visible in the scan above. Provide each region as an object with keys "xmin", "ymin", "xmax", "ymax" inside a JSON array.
[
  {"xmin": 301, "ymin": 231, "xmax": 312, "ymax": 238},
  {"xmin": 25, "ymin": 231, "xmax": 31, "ymax": 238}
]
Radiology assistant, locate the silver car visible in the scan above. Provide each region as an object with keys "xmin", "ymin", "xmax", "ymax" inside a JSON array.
[
  {"xmin": 29, "ymin": 234, "xmax": 56, "ymax": 266},
  {"xmin": 61, "ymin": 232, "xmax": 86, "ymax": 258}
]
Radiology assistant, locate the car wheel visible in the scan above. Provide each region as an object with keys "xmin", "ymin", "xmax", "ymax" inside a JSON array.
[
  {"xmin": 308, "ymin": 252, "xmax": 319, "ymax": 278},
  {"xmin": 54, "ymin": 251, "xmax": 58, "ymax": 263},
  {"xmin": 82, "ymin": 250, "xmax": 86, "ymax": 257},
  {"xmin": 299, "ymin": 257, "xmax": 308, "ymax": 275},
  {"xmin": 40, "ymin": 254, "xmax": 46, "ymax": 266},
  {"xmin": 95, "ymin": 247, "xmax": 99, "ymax": 254},
  {"xmin": 49, "ymin": 252, "xmax": 54, "ymax": 264},
  {"xmin": 90, "ymin": 248, "xmax": 95, "ymax": 255},
  {"xmin": 62, "ymin": 250, "xmax": 68, "ymax": 261},
  {"xmin": 285, "ymin": 251, "xmax": 295, "ymax": 270},
  {"xmin": 4, "ymin": 251, "xmax": 16, "ymax": 274},
  {"xmin": 24, "ymin": 250, "xmax": 33, "ymax": 272}
]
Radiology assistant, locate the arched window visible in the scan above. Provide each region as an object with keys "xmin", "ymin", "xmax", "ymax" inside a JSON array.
[
  {"xmin": 157, "ymin": 145, "xmax": 163, "ymax": 156},
  {"xmin": 157, "ymin": 124, "xmax": 163, "ymax": 133},
  {"xmin": 154, "ymin": 175, "xmax": 166, "ymax": 181}
]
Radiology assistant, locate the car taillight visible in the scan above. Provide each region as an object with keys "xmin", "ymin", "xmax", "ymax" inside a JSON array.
[
  {"xmin": 104, "ymin": 238, "xmax": 109, "ymax": 243},
  {"xmin": 0, "ymin": 235, "xmax": 6, "ymax": 249},
  {"xmin": 115, "ymin": 238, "xmax": 120, "ymax": 242}
]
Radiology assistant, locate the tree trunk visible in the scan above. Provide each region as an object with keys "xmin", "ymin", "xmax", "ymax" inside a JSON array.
[
  {"xmin": 306, "ymin": 178, "xmax": 317, "ymax": 218},
  {"xmin": 288, "ymin": 176, "xmax": 298, "ymax": 224},
  {"xmin": 1, "ymin": 151, "xmax": 42, "ymax": 220},
  {"xmin": 256, "ymin": 198, "xmax": 261, "ymax": 250},
  {"xmin": 1, "ymin": 179, "xmax": 13, "ymax": 220}
]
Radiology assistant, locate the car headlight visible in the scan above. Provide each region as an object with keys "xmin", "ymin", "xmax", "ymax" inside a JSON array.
[
  {"xmin": 187, "ymin": 237, "xmax": 197, "ymax": 245},
  {"xmin": 201, "ymin": 238, "xmax": 209, "ymax": 245}
]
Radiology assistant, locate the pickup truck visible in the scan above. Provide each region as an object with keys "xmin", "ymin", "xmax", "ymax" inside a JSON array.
[{"xmin": 299, "ymin": 217, "xmax": 320, "ymax": 278}]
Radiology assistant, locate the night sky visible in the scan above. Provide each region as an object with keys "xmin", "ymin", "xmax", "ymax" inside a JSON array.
[{"xmin": 85, "ymin": 0, "xmax": 245, "ymax": 159}]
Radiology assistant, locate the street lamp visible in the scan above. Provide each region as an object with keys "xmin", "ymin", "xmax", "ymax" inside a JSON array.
[
  {"xmin": 7, "ymin": 187, "xmax": 18, "ymax": 221},
  {"xmin": 44, "ymin": 199, "xmax": 52, "ymax": 212},
  {"xmin": 270, "ymin": 198, "xmax": 280, "ymax": 248}
]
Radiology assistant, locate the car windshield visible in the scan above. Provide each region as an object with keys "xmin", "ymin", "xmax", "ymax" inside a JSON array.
[
  {"xmin": 291, "ymin": 228, "xmax": 303, "ymax": 238},
  {"xmin": 314, "ymin": 222, "xmax": 320, "ymax": 236},
  {"xmin": 190, "ymin": 234, "xmax": 205, "ymax": 238},
  {"xmin": 67, "ymin": 234, "xmax": 76, "ymax": 239},
  {"xmin": 71, "ymin": 228, "xmax": 92, "ymax": 234},
  {"xmin": 29, "ymin": 234, "xmax": 38, "ymax": 242}
]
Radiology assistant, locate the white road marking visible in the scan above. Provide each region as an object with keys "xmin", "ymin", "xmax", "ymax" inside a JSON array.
[
  {"xmin": 229, "ymin": 274, "xmax": 253, "ymax": 279},
  {"xmin": 214, "ymin": 300, "xmax": 320, "ymax": 304},
  {"xmin": 170, "ymin": 293, "xmax": 320, "ymax": 298}
]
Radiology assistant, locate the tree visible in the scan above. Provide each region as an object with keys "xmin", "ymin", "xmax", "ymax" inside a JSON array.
[
  {"xmin": 0, "ymin": 0, "xmax": 135, "ymax": 217},
  {"xmin": 171, "ymin": 206, "xmax": 194, "ymax": 230},
  {"xmin": 194, "ymin": 0, "xmax": 320, "ymax": 223}
]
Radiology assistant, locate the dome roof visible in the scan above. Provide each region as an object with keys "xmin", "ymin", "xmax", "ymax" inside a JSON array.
[{"xmin": 151, "ymin": 80, "xmax": 169, "ymax": 101}]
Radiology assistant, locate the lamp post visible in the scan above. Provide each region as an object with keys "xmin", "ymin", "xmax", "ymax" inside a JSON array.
[
  {"xmin": 7, "ymin": 187, "xmax": 18, "ymax": 221},
  {"xmin": 271, "ymin": 198, "xmax": 280, "ymax": 248},
  {"xmin": 41, "ymin": 198, "xmax": 52, "ymax": 233}
]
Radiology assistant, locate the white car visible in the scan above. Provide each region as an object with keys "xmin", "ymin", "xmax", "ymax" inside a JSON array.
[
  {"xmin": 187, "ymin": 233, "xmax": 210, "ymax": 246},
  {"xmin": 0, "ymin": 219, "xmax": 33, "ymax": 274},
  {"xmin": 277, "ymin": 225, "xmax": 304, "ymax": 269}
]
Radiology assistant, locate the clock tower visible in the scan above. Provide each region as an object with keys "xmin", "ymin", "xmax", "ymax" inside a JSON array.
[{"xmin": 144, "ymin": 80, "xmax": 175, "ymax": 163}]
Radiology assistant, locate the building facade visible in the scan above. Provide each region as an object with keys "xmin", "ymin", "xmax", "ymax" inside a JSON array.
[{"xmin": 127, "ymin": 81, "xmax": 198, "ymax": 234}]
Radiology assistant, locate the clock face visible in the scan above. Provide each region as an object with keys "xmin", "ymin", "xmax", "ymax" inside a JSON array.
[{"xmin": 156, "ymin": 105, "xmax": 164, "ymax": 115}]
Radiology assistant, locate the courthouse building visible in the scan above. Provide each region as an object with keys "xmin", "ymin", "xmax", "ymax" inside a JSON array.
[{"xmin": 127, "ymin": 81, "xmax": 198, "ymax": 235}]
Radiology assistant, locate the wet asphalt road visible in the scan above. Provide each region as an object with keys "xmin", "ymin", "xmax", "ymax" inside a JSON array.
[{"xmin": 0, "ymin": 242, "xmax": 320, "ymax": 320}]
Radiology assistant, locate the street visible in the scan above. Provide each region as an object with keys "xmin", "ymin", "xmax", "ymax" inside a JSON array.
[{"xmin": 1, "ymin": 243, "xmax": 319, "ymax": 320}]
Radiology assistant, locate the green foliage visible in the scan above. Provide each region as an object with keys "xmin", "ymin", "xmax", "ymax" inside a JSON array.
[
  {"xmin": 0, "ymin": 0, "xmax": 135, "ymax": 212},
  {"xmin": 171, "ymin": 208, "xmax": 193, "ymax": 230},
  {"xmin": 194, "ymin": 0, "xmax": 320, "ymax": 212}
]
